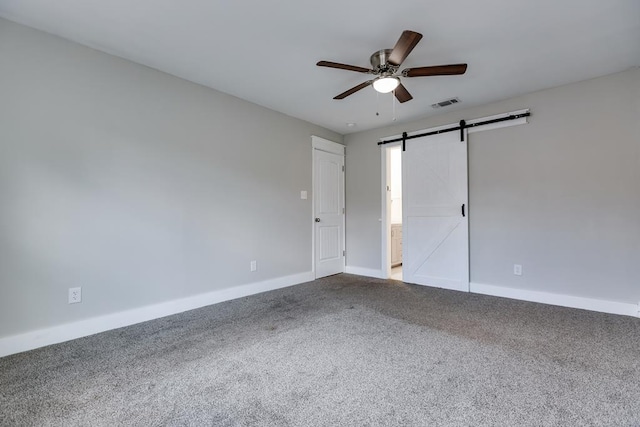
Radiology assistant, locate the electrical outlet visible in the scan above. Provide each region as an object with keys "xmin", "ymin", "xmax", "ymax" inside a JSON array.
[
  {"xmin": 68, "ymin": 287, "xmax": 82, "ymax": 304},
  {"xmin": 513, "ymin": 264, "xmax": 522, "ymax": 276},
  {"xmin": 250, "ymin": 260, "xmax": 257, "ymax": 272}
]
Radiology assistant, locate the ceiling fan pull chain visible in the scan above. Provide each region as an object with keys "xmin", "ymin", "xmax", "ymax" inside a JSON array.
[
  {"xmin": 376, "ymin": 90, "xmax": 380, "ymax": 116},
  {"xmin": 392, "ymin": 91, "xmax": 397, "ymax": 121}
]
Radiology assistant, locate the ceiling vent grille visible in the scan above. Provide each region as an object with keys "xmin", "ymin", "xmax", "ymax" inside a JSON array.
[{"xmin": 431, "ymin": 97, "xmax": 460, "ymax": 109}]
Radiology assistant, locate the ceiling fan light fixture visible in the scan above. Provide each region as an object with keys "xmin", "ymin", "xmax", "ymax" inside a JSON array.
[{"xmin": 373, "ymin": 76, "xmax": 400, "ymax": 93}]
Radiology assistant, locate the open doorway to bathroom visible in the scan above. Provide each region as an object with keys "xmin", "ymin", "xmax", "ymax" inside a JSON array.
[{"xmin": 388, "ymin": 146, "xmax": 402, "ymax": 281}]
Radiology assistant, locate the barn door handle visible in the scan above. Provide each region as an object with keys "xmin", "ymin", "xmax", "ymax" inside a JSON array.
[{"xmin": 461, "ymin": 204, "xmax": 465, "ymax": 217}]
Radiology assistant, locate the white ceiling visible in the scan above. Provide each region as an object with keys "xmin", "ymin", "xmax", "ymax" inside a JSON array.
[{"xmin": 1, "ymin": 0, "xmax": 638, "ymax": 134}]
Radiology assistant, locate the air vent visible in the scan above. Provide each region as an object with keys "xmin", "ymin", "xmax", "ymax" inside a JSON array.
[{"xmin": 431, "ymin": 97, "xmax": 460, "ymax": 109}]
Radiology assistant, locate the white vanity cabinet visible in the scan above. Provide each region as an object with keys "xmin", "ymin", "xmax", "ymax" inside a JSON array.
[{"xmin": 391, "ymin": 224, "xmax": 402, "ymax": 267}]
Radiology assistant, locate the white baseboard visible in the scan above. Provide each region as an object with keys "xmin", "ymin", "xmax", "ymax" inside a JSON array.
[
  {"xmin": 4, "ymin": 274, "xmax": 634, "ymax": 358},
  {"xmin": 0, "ymin": 271, "xmax": 314, "ymax": 358},
  {"xmin": 345, "ymin": 266, "xmax": 385, "ymax": 279},
  {"xmin": 470, "ymin": 282, "xmax": 639, "ymax": 318}
]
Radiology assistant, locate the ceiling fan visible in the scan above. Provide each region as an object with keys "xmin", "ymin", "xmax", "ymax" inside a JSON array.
[{"xmin": 317, "ymin": 30, "xmax": 467, "ymax": 103}]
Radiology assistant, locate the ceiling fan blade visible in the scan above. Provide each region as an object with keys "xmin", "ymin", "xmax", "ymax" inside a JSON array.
[
  {"xmin": 394, "ymin": 83, "xmax": 413, "ymax": 103},
  {"xmin": 388, "ymin": 30, "xmax": 423, "ymax": 66},
  {"xmin": 317, "ymin": 61, "xmax": 372, "ymax": 74},
  {"xmin": 403, "ymin": 63, "xmax": 468, "ymax": 77},
  {"xmin": 334, "ymin": 80, "xmax": 374, "ymax": 99}
]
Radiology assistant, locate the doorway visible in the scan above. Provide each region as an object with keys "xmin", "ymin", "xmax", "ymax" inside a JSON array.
[
  {"xmin": 380, "ymin": 110, "xmax": 528, "ymax": 290},
  {"xmin": 383, "ymin": 144, "xmax": 404, "ymax": 280},
  {"xmin": 402, "ymin": 131, "xmax": 469, "ymax": 291},
  {"xmin": 388, "ymin": 146, "xmax": 403, "ymax": 281},
  {"xmin": 312, "ymin": 136, "xmax": 345, "ymax": 279},
  {"xmin": 381, "ymin": 131, "xmax": 469, "ymax": 290}
]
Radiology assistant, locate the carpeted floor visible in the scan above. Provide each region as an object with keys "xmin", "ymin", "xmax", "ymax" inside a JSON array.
[{"xmin": 1, "ymin": 274, "xmax": 639, "ymax": 426}]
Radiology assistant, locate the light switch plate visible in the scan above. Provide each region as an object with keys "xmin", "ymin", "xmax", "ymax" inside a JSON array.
[
  {"xmin": 300, "ymin": 190, "xmax": 307, "ymax": 200},
  {"xmin": 513, "ymin": 264, "xmax": 522, "ymax": 276}
]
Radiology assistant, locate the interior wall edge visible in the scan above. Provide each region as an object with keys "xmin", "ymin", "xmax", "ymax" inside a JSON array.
[
  {"xmin": 0, "ymin": 18, "xmax": 341, "ymax": 339},
  {"xmin": 343, "ymin": 68, "xmax": 640, "ymax": 307}
]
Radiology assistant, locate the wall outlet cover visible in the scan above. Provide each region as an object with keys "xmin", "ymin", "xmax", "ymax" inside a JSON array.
[
  {"xmin": 250, "ymin": 260, "xmax": 257, "ymax": 272},
  {"xmin": 68, "ymin": 287, "xmax": 82, "ymax": 304}
]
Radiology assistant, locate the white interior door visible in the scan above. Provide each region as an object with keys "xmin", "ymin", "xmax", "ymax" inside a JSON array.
[
  {"xmin": 402, "ymin": 131, "xmax": 469, "ymax": 291},
  {"xmin": 313, "ymin": 147, "xmax": 345, "ymax": 278}
]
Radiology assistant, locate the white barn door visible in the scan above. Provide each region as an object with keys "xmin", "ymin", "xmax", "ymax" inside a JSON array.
[{"xmin": 402, "ymin": 131, "xmax": 469, "ymax": 291}]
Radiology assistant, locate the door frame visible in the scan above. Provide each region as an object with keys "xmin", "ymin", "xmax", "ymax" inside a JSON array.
[
  {"xmin": 379, "ymin": 109, "xmax": 529, "ymax": 280},
  {"xmin": 381, "ymin": 142, "xmax": 402, "ymax": 279},
  {"xmin": 312, "ymin": 135, "xmax": 346, "ymax": 278}
]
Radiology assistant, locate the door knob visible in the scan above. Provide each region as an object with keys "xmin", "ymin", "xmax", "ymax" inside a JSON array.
[{"xmin": 315, "ymin": 218, "xmax": 321, "ymax": 222}]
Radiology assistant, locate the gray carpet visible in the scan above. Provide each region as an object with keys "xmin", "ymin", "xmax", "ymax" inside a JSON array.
[{"xmin": 1, "ymin": 274, "xmax": 639, "ymax": 426}]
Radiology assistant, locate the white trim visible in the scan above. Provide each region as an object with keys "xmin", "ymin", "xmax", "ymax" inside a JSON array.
[
  {"xmin": 311, "ymin": 143, "xmax": 316, "ymax": 277},
  {"xmin": 311, "ymin": 135, "xmax": 345, "ymax": 155},
  {"xmin": 470, "ymin": 282, "xmax": 640, "ymax": 318},
  {"xmin": 345, "ymin": 266, "xmax": 385, "ymax": 279},
  {"xmin": 0, "ymin": 271, "xmax": 314, "ymax": 358}
]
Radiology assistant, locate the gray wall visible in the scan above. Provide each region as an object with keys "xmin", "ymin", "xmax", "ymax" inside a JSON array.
[
  {"xmin": 345, "ymin": 68, "xmax": 639, "ymax": 304},
  {"xmin": 0, "ymin": 18, "xmax": 341, "ymax": 338}
]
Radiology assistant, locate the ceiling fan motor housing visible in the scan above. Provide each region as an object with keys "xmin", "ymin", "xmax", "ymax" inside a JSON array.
[{"xmin": 370, "ymin": 49, "xmax": 399, "ymax": 75}]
